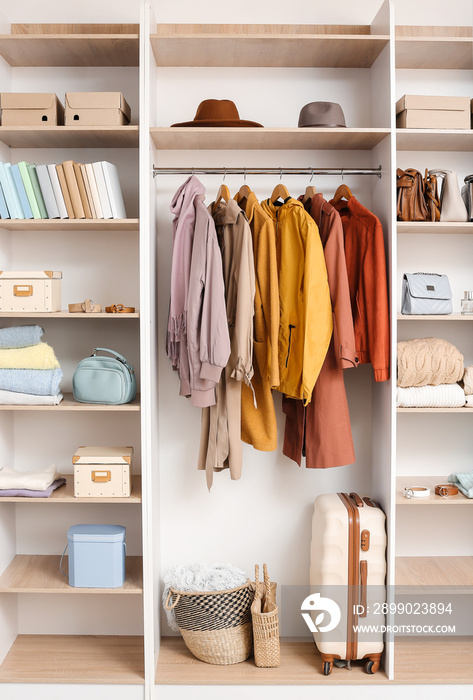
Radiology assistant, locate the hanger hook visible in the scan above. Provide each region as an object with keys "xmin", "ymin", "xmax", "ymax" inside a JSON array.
[
  {"xmin": 341, "ymin": 168, "xmax": 344, "ymax": 181},
  {"xmin": 223, "ymin": 168, "xmax": 226, "ymax": 183},
  {"xmin": 191, "ymin": 166, "xmax": 194, "ymax": 176},
  {"xmin": 243, "ymin": 167, "xmax": 247, "ymax": 184},
  {"xmin": 310, "ymin": 168, "xmax": 314, "ymax": 183},
  {"xmin": 279, "ymin": 168, "xmax": 283, "ymax": 182}
]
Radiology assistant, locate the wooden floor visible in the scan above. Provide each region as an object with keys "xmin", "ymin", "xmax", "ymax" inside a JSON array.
[
  {"xmin": 0, "ymin": 635, "xmax": 144, "ymax": 684},
  {"xmin": 156, "ymin": 637, "xmax": 473, "ymax": 685}
]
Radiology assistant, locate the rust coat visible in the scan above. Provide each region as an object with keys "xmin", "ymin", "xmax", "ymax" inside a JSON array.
[
  {"xmin": 283, "ymin": 194, "xmax": 358, "ymax": 469},
  {"xmin": 235, "ymin": 191, "xmax": 279, "ymax": 451},
  {"xmin": 330, "ymin": 196, "xmax": 390, "ymax": 382},
  {"xmin": 260, "ymin": 196, "xmax": 332, "ymax": 405}
]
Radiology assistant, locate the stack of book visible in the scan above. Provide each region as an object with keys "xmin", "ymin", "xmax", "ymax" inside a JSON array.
[{"xmin": 0, "ymin": 160, "xmax": 127, "ymax": 220}]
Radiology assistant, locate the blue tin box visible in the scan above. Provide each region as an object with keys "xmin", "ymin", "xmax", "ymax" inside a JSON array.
[{"xmin": 66, "ymin": 524, "xmax": 126, "ymax": 588}]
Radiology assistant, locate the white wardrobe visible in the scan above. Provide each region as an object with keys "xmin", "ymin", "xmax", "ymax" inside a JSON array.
[{"xmin": 0, "ymin": 0, "xmax": 472, "ymax": 698}]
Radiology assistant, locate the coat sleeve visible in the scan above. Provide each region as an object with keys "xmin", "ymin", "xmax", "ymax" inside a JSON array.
[
  {"xmin": 198, "ymin": 219, "xmax": 231, "ymax": 382},
  {"xmin": 230, "ymin": 220, "xmax": 256, "ymax": 385},
  {"xmin": 258, "ymin": 218, "xmax": 280, "ymax": 388},
  {"xmin": 362, "ymin": 218, "xmax": 390, "ymax": 382},
  {"xmin": 325, "ymin": 212, "xmax": 358, "ymax": 370},
  {"xmin": 302, "ymin": 217, "xmax": 333, "ymax": 405}
]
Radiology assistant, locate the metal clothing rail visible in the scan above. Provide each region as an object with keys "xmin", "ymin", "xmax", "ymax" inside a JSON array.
[{"xmin": 152, "ymin": 166, "xmax": 383, "ymax": 178}]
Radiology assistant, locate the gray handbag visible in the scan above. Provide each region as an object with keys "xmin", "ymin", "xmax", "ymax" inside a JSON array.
[{"xmin": 401, "ymin": 273, "xmax": 453, "ymax": 315}]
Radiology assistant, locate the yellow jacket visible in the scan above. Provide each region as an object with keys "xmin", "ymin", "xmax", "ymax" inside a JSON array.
[
  {"xmin": 235, "ymin": 190, "xmax": 279, "ymax": 451},
  {"xmin": 260, "ymin": 196, "xmax": 332, "ymax": 404}
]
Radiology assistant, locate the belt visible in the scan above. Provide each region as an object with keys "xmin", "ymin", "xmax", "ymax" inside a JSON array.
[
  {"xmin": 403, "ymin": 486, "xmax": 430, "ymax": 499},
  {"xmin": 435, "ymin": 484, "xmax": 459, "ymax": 497},
  {"xmin": 105, "ymin": 304, "xmax": 136, "ymax": 314},
  {"xmin": 68, "ymin": 299, "xmax": 102, "ymax": 313}
]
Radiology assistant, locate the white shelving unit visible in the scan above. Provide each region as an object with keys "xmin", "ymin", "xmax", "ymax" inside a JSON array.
[{"xmin": 0, "ymin": 1, "xmax": 472, "ymax": 698}]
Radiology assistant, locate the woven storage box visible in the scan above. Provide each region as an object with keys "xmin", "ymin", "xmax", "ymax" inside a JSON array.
[
  {"xmin": 251, "ymin": 564, "xmax": 280, "ymax": 668},
  {"xmin": 165, "ymin": 581, "xmax": 254, "ymax": 665}
]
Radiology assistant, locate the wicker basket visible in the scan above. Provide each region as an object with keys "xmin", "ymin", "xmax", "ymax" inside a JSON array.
[
  {"xmin": 251, "ymin": 564, "xmax": 281, "ymax": 668},
  {"xmin": 164, "ymin": 580, "xmax": 254, "ymax": 665}
]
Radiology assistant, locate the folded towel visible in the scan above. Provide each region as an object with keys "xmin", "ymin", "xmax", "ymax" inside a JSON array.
[
  {"xmin": 397, "ymin": 337, "xmax": 464, "ymax": 388},
  {"xmin": 0, "ymin": 477, "xmax": 66, "ymax": 498},
  {"xmin": 0, "ymin": 368, "xmax": 63, "ymax": 396},
  {"xmin": 448, "ymin": 469, "xmax": 473, "ymax": 498},
  {"xmin": 462, "ymin": 365, "xmax": 473, "ymax": 395},
  {"xmin": 0, "ymin": 389, "xmax": 63, "ymax": 405},
  {"xmin": 0, "ymin": 464, "xmax": 57, "ymax": 491},
  {"xmin": 396, "ymin": 383, "xmax": 465, "ymax": 408},
  {"xmin": 0, "ymin": 342, "xmax": 59, "ymax": 370},
  {"xmin": 0, "ymin": 325, "xmax": 44, "ymax": 349}
]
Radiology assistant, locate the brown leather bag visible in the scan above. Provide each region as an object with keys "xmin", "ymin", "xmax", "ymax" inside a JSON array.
[
  {"xmin": 396, "ymin": 168, "xmax": 428, "ymax": 221},
  {"xmin": 423, "ymin": 168, "xmax": 441, "ymax": 222}
]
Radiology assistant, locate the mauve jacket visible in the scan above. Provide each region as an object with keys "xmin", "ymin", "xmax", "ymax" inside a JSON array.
[
  {"xmin": 330, "ymin": 196, "xmax": 390, "ymax": 382},
  {"xmin": 167, "ymin": 176, "xmax": 230, "ymax": 407},
  {"xmin": 283, "ymin": 194, "xmax": 357, "ymax": 469}
]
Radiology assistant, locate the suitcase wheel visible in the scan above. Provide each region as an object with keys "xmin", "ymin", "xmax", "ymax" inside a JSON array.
[
  {"xmin": 323, "ymin": 661, "xmax": 333, "ymax": 676},
  {"xmin": 364, "ymin": 659, "xmax": 379, "ymax": 674}
]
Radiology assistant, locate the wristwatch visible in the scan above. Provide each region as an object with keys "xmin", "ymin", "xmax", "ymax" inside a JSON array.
[
  {"xmin": 68, "ymin": 299, "xmax": 102, "ymax": 313},
  {"xmin": 105, "ymin": 304, "xmax": 136, "ymax": 314}
]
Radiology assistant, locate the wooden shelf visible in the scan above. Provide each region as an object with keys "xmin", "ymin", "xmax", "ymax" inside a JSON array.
[
  {"xmin": 0, "ymin": 474, "xmax": 142, "ymax": 503},
  {"xmin": 396, "ymin": 128, "xmax": 473, "ymax": 152},
  {"xmin": 0, "ymin": 555, "xmax": 143, "ymax": 594},
  {"xmin": 151, "ymin": 24, "xmax": 389, "ymax": 68},
  {"xmin": 0, "ymin": 311, "xmax": 139, "ymax": 319},
  {"xmin": 0, "ymin": 218, "xmax": 139, "ymax": 231},
  {"xmin": 397, "ymin": 407, "xmax": 473, "ymax": 413},
  {"xmin": 0, "ymin": 24, "xmax": 139, "ymax": 67},
  {"xmin": 0, "ymin": 635, "xmax": 144, "ymax": 684},
  {"xmin": 0, "ymin": 393, "xmax": 140, "ymax": 411},
  {"xmin": 0, "ymin": 126, "xmax": 139, "ymax": 148},
  {"xmin": 150, "ymin": 127, "xmax": 390, "ymax": 151},
  {"xmin": 396, "ymin": 476, "xmax": 471, "ymax": 505},
  {"xmin": 394, "ymin": 637, "xmax": 473, "ymax": 683},
  {"xmin": 397, "ymin": 313, "xmax": 472, "ymax": 321},
  {"xmin": 397, "ymin": 222, "xmax": 473, "ymax": 235},
  {"xmin": 395, "ymin": 27, "xmax": 473, "ymax": 70},
  {"xmin": 396, "ymin": 556, "xmax": 473, "ymax": 586},
  {"xmin": 156, "ymin": 637, "xmax": 388, "ymax": 685}
]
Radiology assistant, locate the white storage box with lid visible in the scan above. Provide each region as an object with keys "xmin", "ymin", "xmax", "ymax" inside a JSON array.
[
  {"xmin": 73, "ymin": 445, "xmax": 133, "ymax": 498},
  {"xmin": 63, "ymin": 524, "xmax": 126, "ymax": 588},
  {"xmin": 0, "ymin": 270, "xmax": 62, "ymax": 312}
]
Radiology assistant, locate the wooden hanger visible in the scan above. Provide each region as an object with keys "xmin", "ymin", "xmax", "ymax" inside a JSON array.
[
  {"xmin": 238, "ymin": 184, "xmax": 251, "ymax": 199},
  {"xmin": 303, "ymin": 185, "xmax": 317, "ymax": 202},
  {"xmin": 332, "ymin": 183, "xmax": 353, "ymax": 204},
  {"xmin": 212, "ymin": 183, "xmax": 230, "ymax": 213},
  {"xmin": 270, "ymin": 183, "xmax": 290, "ymax": 203}
]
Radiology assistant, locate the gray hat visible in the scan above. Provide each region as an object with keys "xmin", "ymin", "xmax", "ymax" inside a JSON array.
[{"xmin": 298, "ymin": 101, "xmax": 346, "ymax": 128}]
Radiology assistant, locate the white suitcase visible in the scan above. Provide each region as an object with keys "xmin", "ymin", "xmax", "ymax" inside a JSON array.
[{"xmin": 309, "ymin": 492, "xmax": 386, "ymax": 675}]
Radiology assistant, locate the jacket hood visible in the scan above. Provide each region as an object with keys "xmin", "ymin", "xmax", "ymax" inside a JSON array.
[
  {"xmin": 260, "ymin": 196, "xmax": 305, "ymax": 220},
  {"xmin": 170, "ymin": 175, "xmax": 206, "ymax": 218}
]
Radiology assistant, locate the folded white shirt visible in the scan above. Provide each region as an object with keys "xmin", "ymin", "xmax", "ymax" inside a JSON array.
[
  {"xmin": 0, "ymin": 389, "xmax": 63, "ymax": 405},
  {"xmin": 0, "ymin": 464, "xmax": 57, "ymax": 491},
  {"xmin": 396, "ymin": 383, "xmax": 465, "ymax": 408}
]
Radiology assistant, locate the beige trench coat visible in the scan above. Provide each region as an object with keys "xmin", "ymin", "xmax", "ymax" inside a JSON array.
[{"xmin": 198, "ymin": 199, "xmax": 255, "ymax": 488}]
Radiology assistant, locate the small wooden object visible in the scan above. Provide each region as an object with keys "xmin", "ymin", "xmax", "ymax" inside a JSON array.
[
  {"xmin": 212, "ymin": 183, "xmax": 230, "ymax": 213},
  {"xmin": 332, "ymin": 183, "xmax": 353, "ymax": 203},
  {"xmin": 270, "ymin": 183, "xmax": 290, "ymax": 203},
  {"xmin": 303, "ymin": 184, "xmax": 317, "ymax": 202}
]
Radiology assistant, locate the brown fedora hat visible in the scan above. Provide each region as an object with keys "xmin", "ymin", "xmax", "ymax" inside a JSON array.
[
  {"xmin": 171, "ymin": 99, "xmax": 263, "ymax": 127},
  {"xmin": 298, "ymin": 101, "xmax": 346, "ymax": 128}
]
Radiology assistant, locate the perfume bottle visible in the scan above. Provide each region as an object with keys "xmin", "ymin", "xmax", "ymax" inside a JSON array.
[{"xmin": 461, "ymin": 291, "xmax": 473, "ymax": 315}]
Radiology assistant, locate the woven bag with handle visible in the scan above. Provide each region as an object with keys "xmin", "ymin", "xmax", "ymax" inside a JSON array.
[{"xmin": 251, "ymin": 564, "xmax": 281, "ymax": 668}]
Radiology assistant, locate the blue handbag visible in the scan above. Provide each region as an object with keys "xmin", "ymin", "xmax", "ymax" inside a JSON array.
[{"xmin": 72, "ymin": 347, "xmax": 136, "ymax": 405}]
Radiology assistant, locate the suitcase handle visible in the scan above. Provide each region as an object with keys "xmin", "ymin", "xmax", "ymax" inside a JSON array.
[
  {"xmin": 359, "ymin": 560, "xmax": 368, "ymax": 617},
  {"xmin": 349, "ymin": 492, "xmax": 364, "ymax": 508}
]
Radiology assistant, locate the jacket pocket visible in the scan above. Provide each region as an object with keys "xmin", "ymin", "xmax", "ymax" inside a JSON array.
[{"xmin": 285, "ymin": 324, "xmax": 296, "ymax": 368}]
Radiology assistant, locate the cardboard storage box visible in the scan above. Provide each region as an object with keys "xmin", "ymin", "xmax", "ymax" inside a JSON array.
[
  {"xmin": 73, "ymin": 446, "xmax": 133, "ymax": 498},
  {"xmin": 396, "ymin": 95, "xmax": 470, "ymax": 129},
  {"xmin": 65, "ymin": 92, "xmax": 131, "ymax": 126},
  {"xmin": 0, "ymin": 93, "xmax": 64, "ymax": 126},
  {"xmin": 0, "ymin": 271, "xmax": 62, "ymax": 312},
  {"xmin": 66, "ymin": 524, "xmax": 126, "ymax": 588}
]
